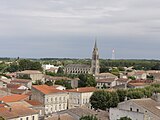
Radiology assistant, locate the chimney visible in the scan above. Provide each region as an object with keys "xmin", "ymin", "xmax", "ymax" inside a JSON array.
[{"xmin": 9, "ymin": 108, "xmax": 12, "ymax": 112}]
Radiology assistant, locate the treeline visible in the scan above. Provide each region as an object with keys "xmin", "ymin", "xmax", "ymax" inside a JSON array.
[
  {"xmin": 90, "ymin": 84, "xmax": 160, "ymax": 110},
  {"xmin": 0, "ymin": 59, "xmax": 42, "ymax": 73},
  {"xmin": 100, "ymin": 59, "xmax": 160, "ymax": 72}
]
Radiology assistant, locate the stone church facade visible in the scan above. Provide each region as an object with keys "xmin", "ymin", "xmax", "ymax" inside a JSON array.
[{"xmin": 64, "ymin": 41, "xmax": 100, "ymax": 75}]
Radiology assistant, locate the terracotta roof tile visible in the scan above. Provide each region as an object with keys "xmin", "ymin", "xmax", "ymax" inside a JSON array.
[
  {"xmin": 0, "ymin": 104, "xmax": 38, "ymax": 119},
  {"xmin": 0, "ymin": 94, "xmax": 28, "ymax": 102},
  {"xmin": 96, "ymin": 78, "xmax": 116, "ymax": 83},
  {"xmin": 32, "ymin": 85, "xmax": 65, "ymax": 94},
  {"xmin": 68, "ymin": 87, "xmax": 96, "ymax": 93},
  {"xmin": 25, "ymin": 100, "xmax": 43, "ymax": 106}
]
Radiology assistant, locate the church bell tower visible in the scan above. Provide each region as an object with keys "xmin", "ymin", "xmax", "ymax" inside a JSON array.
[{"xmin": 91, "ymin": 40, "xmax": 100, "ymax": 75}]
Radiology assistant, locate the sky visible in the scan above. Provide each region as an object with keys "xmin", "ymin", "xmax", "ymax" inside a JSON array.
[{"xmin": 0, "ymin": 0, "xmax": 160, "ymax": 59}]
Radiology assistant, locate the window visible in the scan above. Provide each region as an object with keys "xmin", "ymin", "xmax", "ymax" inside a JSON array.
[
  {"xmin": 130, "ymin": 108, "xmax": 132, "ymax": 111},
  {"xmin": 32, "ymin": 116, "xmax": 35, "ymax": 120},
  {"xmin": 20, "ymin": 118, "xmax": 23, "ymax": 120},
  {"xmin": 55, "ymin": 97, "xmax": 57, "ymax": 102},
  {"xmin": 26, "ymin": 117, "xmax": 29, "ymax": 120},
  {"xmin": 137, "ymin": 109, "xmax": 139, "ymax": 112},
  {"xmin": 51, "ymin": 98, "xmax": 53, "ymax": 101}
]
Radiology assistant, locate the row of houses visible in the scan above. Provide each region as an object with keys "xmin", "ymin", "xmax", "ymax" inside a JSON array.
[{"xmin": 0, "ymin": 85, "xmax": 98, "ymax": 119}]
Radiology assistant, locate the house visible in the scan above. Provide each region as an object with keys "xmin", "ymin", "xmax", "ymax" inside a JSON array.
[
  {"xmin": 31, "ymin": 85, "xmax": 68, "ymax": 115},
  {"xmin": 25, "ymin": 100, "xmax": 45, "ymax": 119},
  {"xmin": 10, "ymin": 79, "xmax": 32, "ymax": 89},
  {"xmin": 96, "ymin": 78, "xmax": 117, "ymax": 89},
  {"xmin": 114, "ymin": 78, "xmax": 131, "ymax": 89},
  {"xmin": 127, "ymin": 80, "xmax": 152, "ymax": 89},
  {"xmin": 127, "ymin": 71, "xmax": 147, "ymax": 80},
  {"xmin": 110, "ymin": 93, "xmax": 160, "ymax": 120},
  {"xmin": 47, "ymin": 107, "xmax": 109, "ymax": 120},
  {"xmin": 16, "ymin": 70, "xmax": 44, "ymax": 82},
  {"xmin": 95, "ymin": 73, "xmax": 118, "ymax": 80},
  {"xmin": 0, "ymin": 102, "xmax": 39, "ymax": 120},
  {"xmin": 42, "ymin": 64, "xmax": 60, "ymax": 73},
  {"xmin": 68, "ymin": 87, "xmax": 96, "ymax": 109}
]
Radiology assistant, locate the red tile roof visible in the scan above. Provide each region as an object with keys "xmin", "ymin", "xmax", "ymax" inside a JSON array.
[
  {"xmin": 96, "ymin": 78, "xmax": 116, "ymax": 83},
  {"xmin": 32, "ymin": 85, "xmax": 65, "ymax": 94},
  {"xmin": 0, "ymin": 104, "xmax": 38, "ymax": 119},
  {"xmin": 25, "ymin": 100, "xmax": 43, "ymax": 106},
  {"xmin": 68, "ymin": 87, "xmax": 96, "ymax": 93},
  {"xmin": 0, "ymin": 94, "xmax": 28, "ymax": 102},
  {"xmin": 7, "ymin": 84, "xmax": 21, "ymax": 89}
]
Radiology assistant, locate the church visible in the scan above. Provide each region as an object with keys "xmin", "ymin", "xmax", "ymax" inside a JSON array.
[{"xmin": 64, "ymin": 41, "xmax": 100, "ymax": 75}]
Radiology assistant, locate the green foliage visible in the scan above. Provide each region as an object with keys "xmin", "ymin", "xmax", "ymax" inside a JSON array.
[
  {"xmin": 109, "ymin": 92, "xmax": 119, "ymax": 108},
  {"xmin": 127, "ymin": 91, "xmax": 144, "ymax": 99},
  {"xmin": 118, "ymin": 116, "xmax": 132, "ymax": 120},
  {"xmin": 7, "ymin": 63, "xmax": 19, "ymax": 72},
  {"xmin": 80, "ymin": 115, "xmax": 98, "ymax": 120},
  {"xmin": 45, "ymin": 81, "xmax": 53, "ymax": 86},
  {"xmin": 90, "ymin": 90, "xmax": 119, "ymax": 110},
  {"xmin": 128, "ymin": 76, "xmax": 136, "ymax": 80},
  {"xmin": 78, "ymin": 74, "xmax": 96, "ymax": 87},
  {"xmin": 111, "ymin": 68, "xmax": 120, "ymax": 77},
  {"xmin": 117, "ymin": 89, "xmax": 127, "ymax": 102},
  {"xmin": 55, "ymin": 80, "xmax": 72, "ymax": 89},
  {"xmin": 57, "ymin": 67, "xmax": 64, "ymax": 74},
  {"xmin": 19, "ymin": 59, "xmax": 42, "ymax": 71}
]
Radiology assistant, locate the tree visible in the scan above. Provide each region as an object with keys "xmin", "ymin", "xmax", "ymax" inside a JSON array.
[
  {"xmin": 55, "ymin": 80, "xmax": 72, "ymax": 89},
  {"xmin": 117, "ymin": 89, "xmax": 127, "ymax": 102},
  {"xmin": 19, "ymin": 59, "xmax": 42, "ymax": 71},
  {"xmin": 57, "ymin": 67, "xmax": 64, "ymax": 74},
  {"xmin": 78, "ymin": 74, "xmax": 96, "ymax": 87},
  {"xmin": 109, "ymin": 92, "xmax": 119, "ymax": 108},
  {"xmin": 127, "ymin": 91, "xmax": 144, "ymax": 99},
  {"xmin": 80, "ymin": 115, "xmax": 98, "ymax": 120},
  {"xmin": 119, "ymin": 116, "xmax": 132, "ymax": 120}
]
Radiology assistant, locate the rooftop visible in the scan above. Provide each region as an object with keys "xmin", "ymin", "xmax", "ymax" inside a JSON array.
[
  {"xmin": 0, "ymin": 104, "xmax": 38, "ymax": 119},
  {"xmin": 25, "ymin": 100, "xmax": 43, "ymax": 106},
  {"xmin": 96, "ymin": 78, "xmax": 116, "ymax": 83},
  {"xmin": 32, "ymin": 85, "xmax": 65, "ymax": 94},
  {"xmin": 17, "ymin": 70, "xmax": 42, "ymax": 74},
  {"xmin": 131, "ymin": 98, "xmax": 160, "ymax": 118},
  {"xmin": 65, "ymin": 64, "xmax": 90, "ymax": 68},
  {"xmin": 68, "ymin": 87, "xmax": 96, "ymax": 93},
  {"xmin": 0, "ymin": 94, "xmax": 28, "ymax": 103}
]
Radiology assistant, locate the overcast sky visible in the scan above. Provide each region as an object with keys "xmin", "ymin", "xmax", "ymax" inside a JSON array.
[{"xmin": 0, "ymin": 0, "xmax": 160, "ymax": 59}]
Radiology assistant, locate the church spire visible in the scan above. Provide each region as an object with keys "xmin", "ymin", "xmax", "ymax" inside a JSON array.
[
  {"xmin": 91, "ymin": 39, "xmax": 100, "ymax": 75},
  {"xmin": 94, "ymin": 39, "xmax": 97, "ymax": 49}
]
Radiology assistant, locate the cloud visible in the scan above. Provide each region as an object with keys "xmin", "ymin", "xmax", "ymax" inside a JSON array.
[{"xmin": 0, "ymin": 0, "xmax": 160, "ymax": 59}]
